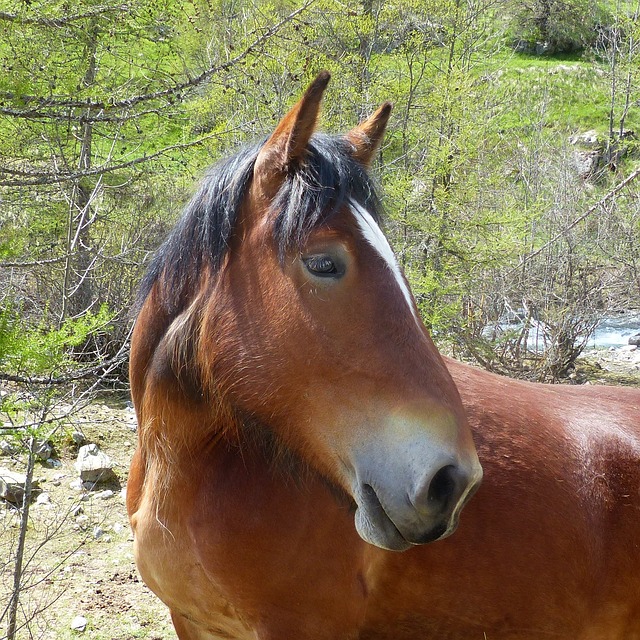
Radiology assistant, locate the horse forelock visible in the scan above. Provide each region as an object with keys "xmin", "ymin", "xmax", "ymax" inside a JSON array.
[
  {"xmin": 136, "ymin": 134, "xmax": 383, "ymax": 317},
  {"xmin": 272, "ymin": 133, "xmax": 382, "ymax": 260}
]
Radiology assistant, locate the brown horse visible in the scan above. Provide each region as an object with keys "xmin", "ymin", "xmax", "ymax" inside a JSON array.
[
  {"xmin": 129, "ymin": 74, "xmax": 640, "ymax": 639},
  {"xmin": 127, "ymin": 72, "xmax": 482, "ymax": 639}
]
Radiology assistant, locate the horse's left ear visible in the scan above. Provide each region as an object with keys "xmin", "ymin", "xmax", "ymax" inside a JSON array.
[
  {"xmin": 253, "ymin": 71, "xmax": 331, "ymax": 197},
  {"xmin": 345, "ymin": 102, "xmax": 392, "ymax": 167}
]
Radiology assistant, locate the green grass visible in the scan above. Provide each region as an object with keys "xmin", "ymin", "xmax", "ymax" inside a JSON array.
[{"xmin": 484, "ymin": 51, "xmax": 635, "ymax": 136}]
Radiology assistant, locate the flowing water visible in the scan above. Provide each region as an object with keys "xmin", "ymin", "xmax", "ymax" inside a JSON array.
[
  {"xmin": 589, "ymin": 313, "xmax": 640, "ymax": 348},
  {"xmin": 483, "ymin": 312, "xmax": 640, "ymax": 351}
]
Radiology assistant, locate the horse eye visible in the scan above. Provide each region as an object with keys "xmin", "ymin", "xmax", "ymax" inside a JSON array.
[{"xmin": 303, "ymin": 255, "xmax": 342, "ymax": 278}]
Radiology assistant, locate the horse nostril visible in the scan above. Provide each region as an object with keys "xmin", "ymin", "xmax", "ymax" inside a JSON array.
[{"xmin": 427, "ymin": 464, "xmax": 458, "ymax": 513}]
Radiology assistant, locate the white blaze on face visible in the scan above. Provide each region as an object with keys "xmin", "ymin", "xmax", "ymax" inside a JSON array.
[{"xmin": 350, "ymin": 200, "xmax": 420, "ymax": 324}]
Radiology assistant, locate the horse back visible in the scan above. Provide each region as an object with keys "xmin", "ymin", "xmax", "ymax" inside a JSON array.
[{"xmin": 411, "ymin": 360, "xmax": 640, "ymax": 639}]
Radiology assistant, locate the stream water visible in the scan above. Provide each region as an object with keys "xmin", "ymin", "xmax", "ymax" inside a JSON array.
[
  {"xmin": 589, "ymin": 313, "xmax": 640, "ymax": 348},
  {"xmin": 484, "ymin": 312, "xmax": 640, "ymax": 351}
]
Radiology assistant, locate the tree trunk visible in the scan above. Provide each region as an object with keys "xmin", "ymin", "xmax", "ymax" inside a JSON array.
[
  {"xmin": 6, "ymin": 437, "xmax": 36, "ymax": 640},
  {"xmin": 61, "ymin": 21, "xmax": 99, "ymax": 320}
]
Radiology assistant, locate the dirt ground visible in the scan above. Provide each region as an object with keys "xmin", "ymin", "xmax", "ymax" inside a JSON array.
[
  {"xmin": 1, "ymin": 398, "xmax": 174, "ymax": 640},
  {"xmin": 1, "ymin": 347, "xmax": 639, "ymax": 639}
]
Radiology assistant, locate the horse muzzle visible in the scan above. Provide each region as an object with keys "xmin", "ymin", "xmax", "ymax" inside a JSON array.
[
  {"xmin": 353, "ymin": 462, "xmax": 481, "ymax": 551},
  {"xmin": 348, "ymin": 417, "xmax": 482, "ymax": 551}
]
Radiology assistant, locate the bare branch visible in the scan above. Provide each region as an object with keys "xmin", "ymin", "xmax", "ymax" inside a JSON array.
[
  {"xmin": 0, "ymin": 132, "xmax": 224, "ymax": 186},
  {"xmin": 0, "ymin": 2, "xmax": 314, "ymax": 117},
  {"xmin": 511, "ymin": 166, "xmax": 640, "ymax": 274},
  {"xmin": 0, "ymin": 255, "xmax": 70, "ymax": 268},
  {"xmin": 0, "ymin": 106, "xmax": 162, "ymax": 124},
  {"xmin": 0, "ymin": 351, "xmax": 128, "ymax": 386},
  {"xmin": 0, "ymin": 5, "xmax": 128, "ymax": 27}
]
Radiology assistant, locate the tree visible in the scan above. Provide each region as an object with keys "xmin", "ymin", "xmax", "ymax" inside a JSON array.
[
  {"xmin": 0, "ymin": 0, "xmax": 312, "ymax": 355},
  {"xmin": 595, "ymin": 0, "xmax": 640, "ymax": 169},
  {"xmin": 509, "ymin": 0, "xmax": 606, "ymax": 52}
]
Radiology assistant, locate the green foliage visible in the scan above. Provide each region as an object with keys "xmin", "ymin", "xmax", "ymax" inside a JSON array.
[
  {"xmin": 0, "ymin": 0, "xmax": 639, "ymax": 381},
  {"xmin": 507, "ymin": 0, "xmax": 610, "ymax": 52},
  {"xmin": 0, "ymin": 300, "xmax": 113, "ymax": 469},
  {"xmin": 0, "ymin": 303, "xmax": 113, "ymax": 377}
]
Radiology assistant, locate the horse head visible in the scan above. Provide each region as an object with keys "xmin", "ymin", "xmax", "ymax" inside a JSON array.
[{"xmin": 134, "ymin": 72, "xmax": 482, "ymax": 551}]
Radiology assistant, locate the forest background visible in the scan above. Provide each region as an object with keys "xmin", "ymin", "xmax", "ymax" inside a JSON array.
[
  {"xmin": 1, "ymin": 0, "xmax": 640, "ymax": 390},
  {"xmin": 1, "ymin": 1, "xmax": 640, "ymax": 637}
]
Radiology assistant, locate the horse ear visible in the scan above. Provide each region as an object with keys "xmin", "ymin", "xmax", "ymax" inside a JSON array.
[
  {"xmin": 345, "ymin": 101, "xmax": 392, "ymax": 167},
  {"xmin": 254, "ymin": 71, "xmax": 331, "ymax": 195}
]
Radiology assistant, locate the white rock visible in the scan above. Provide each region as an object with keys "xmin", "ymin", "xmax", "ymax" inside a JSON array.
[
  {"xmin": 70, "ymin": 615, "xmax": 87, "ymax": 632},
  {"xmin": 571, "ymin": 150, "xmax": 600, "ymax": 179},
  {"xmin": 93, "ymin": 526, "xmax": 104, "ymax": 539},
  {"xmin": 94, "ymin": 489, "xmax": 114, "ymax": 500},
  {"xmin": 568, "ymin": 130, "xmax": 600, "ymax": 147},
  {"xmin": 69, "ymin": 479, "xmax": 84, "ymax": 491},
  {"xmin": 36, "ymin": 492, "xmax": 51, "ymax": 505},
  {"xmin": 0, "ymin": 467, "xmax": 39, "ymax": 504},
  {"xmin": 113, "ymin": 522, "xmax": 124, "ymax": 534},
  {"xmin": 75, "ymin": 444, "xmax": 115, "ymax": 484},
  {"xmin": 0, "ymin": 439, "xmax": 15, "ymax": 455},
  {"xmin": 76, "ymin": 515, "xmax": 89, "ymax": 528},
  {"xmin": 34, "ymin": 439, "xmax": 53, "ymax": 461}
]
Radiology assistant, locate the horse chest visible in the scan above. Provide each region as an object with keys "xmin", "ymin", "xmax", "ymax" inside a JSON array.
[
  {"xmin": 131, "ymin": 451, "xmax": 373, "ymax": 639},
  {"xmin": 133, "ymin": 500, "xmax": 264, "ymax": 640}
]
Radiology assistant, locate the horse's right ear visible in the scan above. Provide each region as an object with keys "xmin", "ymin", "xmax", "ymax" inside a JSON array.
[
  {"xmin": 345, "ymin": 101, "xmax": 392, "ymax": 168},
  {"xmin": 253, "ymin": 71, "xmax": 331, "ymax": 198}
]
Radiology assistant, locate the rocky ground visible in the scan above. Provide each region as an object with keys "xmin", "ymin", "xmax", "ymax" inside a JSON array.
[
  {"xmin": 575, "ymin": 344, "xmax": 640, "ymax": 386},
  {"xmin": 0, "ymin": 398, "xmax": 173, "ymax": 640},
  {"xmin": 1, "ymin": 347, "xmax": 639, "ymax": 639}
]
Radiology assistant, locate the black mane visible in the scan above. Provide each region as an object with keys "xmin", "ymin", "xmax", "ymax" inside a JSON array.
[{"xmin": 137, "ymin": 133, "xmax": 383, "ymax": 316}]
